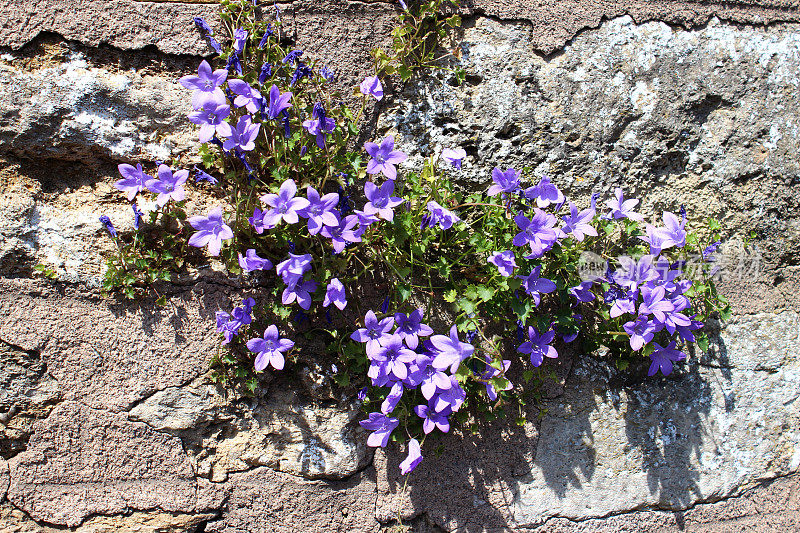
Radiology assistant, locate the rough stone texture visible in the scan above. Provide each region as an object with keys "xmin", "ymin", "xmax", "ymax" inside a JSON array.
[
  {"xmin": 0, "ymin": 278, "xmax": 223, "ymax": 412},
  {"xmin": 386, "ymin": 16, "xmax": 800, "ymax": 274},
  {"xmin": 6, "ymin": 401, "xmax": 197, "ymax": 527},
  {"xmin": 0, "ymin": 458, "xmax": 8, "ymax": 503},
  {"xmin": 204, "ymin": 466, "xmax": 379, "ymax": 532},
  {"xmin": 0, "ymin": 47, "xmax": 194, "ymax": 164},
  {"xmin": 131, "ymin": 378, "xmax": 370, "ymax": 481},
  {"xmin": 0, "ymin": 341, "xmax": 60, "ymax": 459},
  {"xmin": 512, "ymin": 312, "xmax": 800, "ymax": 527}
]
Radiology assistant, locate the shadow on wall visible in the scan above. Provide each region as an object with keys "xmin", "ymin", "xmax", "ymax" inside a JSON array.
[{"xmin": 378, "ymin": 339, "xmax": 730, "ymax": 530}]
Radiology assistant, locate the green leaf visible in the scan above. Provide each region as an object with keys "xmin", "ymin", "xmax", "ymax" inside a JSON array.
[
  {"xmin": 696, "ymin": 334, "xmax": 709, "ymax": 353},
  {"xmin": 476, "ymin": 285, "xmax": 494, "ymax": 302},
  {"xmin": 396, "ymin": 283, "xmax": 412, "ymax": 302},
  {"xmin": 443, "ymin": 289, "xmax": 457, "ymax": 303}
]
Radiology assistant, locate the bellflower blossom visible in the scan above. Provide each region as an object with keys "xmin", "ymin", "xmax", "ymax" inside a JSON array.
[
  {"xmin": 258, "ymin": 24, "xmax": 274, "ymax": 48},
  {"xmin": 487, "ymin": 167, "xmax": 521, "ymax": 197},
  {"xmin": 562, "ymin": 202, "xmax": 598, "ymax": 241},
  {"xmin": 116, "ymin": 163, "xmax": 152, "ymax": 201},
  {"xmin": 422, "ymin": 201, "xmax": 460, "ymax": 230},
  {"xmin": 569, "ymin": 280, "xmax": 596, "ymax": 304},
  {"xmin": 360, "ymin": 75, "xmax": 384, "ymax": 100},
  {"xmin": 227, "ymin": 79, "xmax": 263, "ymax": 114},
  {"xmin": 188, "ymin": 102, "xmax": 231, "ymax": 143},
  {"xmin": 238, "ymin": 249, "xmax": 273, "ymax": 273},
  {"xmin": 414, "ymin": 404, "xmax": 450, "ymax": 434},
  {"xmin": 524, "ymin": 175, "xmax": 564, "ymax": 208},
  {"xmin": 488, "ymin": 251, "xmax": 517, "ymax": 277},
  {"xmin": 260, "ymin": 179, "xmax": 310, "ymax": 226},
  {"xmin": 258, "ymin": 62, "xmax": 273, "ymax": 85},
  {"xmin": 364, "ymin": 136, "xmax": 407, "ymax": 180},
  {"xmin": 99, "ymin": 215, "xmax": 117, "ymax": 237},
  {"xmin": 248, "ymin": 324, "xmax": 294, "ymax": 371},
  {"xmin": 193, "ymin": 166, "xmax": 218, "ymax": 185},
  {"xmin": 302, "ymin": 115, "xmax": 336, "ymax": 149},
  {"xmin": 394, "ymin": 309, "xmax": 433, "ymax": 350},
  {"xmin": 413, "ymin": 358, "xmax": 452, "ymax": 400},
  {"xmin": 513, "ymin": 209, "xmax": 561, "ymax": 257},
  {"xmin": 351, "ymin": 310, "xmax": 394, "ymax": 356},
  {"xmin": 431, "ymin": 376, "xmax": 466, "ymax": 413},
  {"xmin": 363, "ymin": 180, "xmax": 404, "ymax": 221},
  {"xmin": 359, "ymin": 412, "xmax": 398, "ymax": 448},
  {"xmin": 323, "ymin": 278, "xmax": 347, "ymax": 310},
  {"xmin": 290, "ymin": 63, "xmax": 313, "ymax": 86},
  {"xmin": 613, "ymin": 255, "xmax": 658, "ymax": 290},
  {"xmin": 481, "ymin": 357, "xmax": 513, "ymax": 401},
  {"xmin": 638, "ymin": 285, "xmax": 675, "ymax": 323},
  {"xmin": 179, "ymin": 60, "xmax": 227, "ymax": 109},
  {"xmin": 216, "ymin": 298, "xmax": 255, "ymax": 344},
  {"xmin": 518, "ymin": 326, "xmax": 558, "ymax": 366},
  {"xmin": 372, "ymin": 335, "xmax": 417, "ymax": 380},
  {"xmin": 321, "ymin": 215, "xmax": 361, "ymax": 253},
  {"xmin": 399, "ymin": 438, "xmax": 423, "ymax": 475},
  {"xmin": 430, "ymin": 325, "xmax": 475, "ymax": 373},
  {"xmin": 146, "ymin": 165, "xmax": 189, "ymax": 207},
  {"xmin": 222, "ymin": 115, "xmax": 260, "ymax": 152},
  {"xmin": 188, "ymin": 206, "xmax": 233, "ymax": 256},
  {"xmin": 605, "ymin": 187, "xmax": 644, "ymax": 221},
  {"xmin": 132, "ymin": 203, "xmax": 144, "ymax": 230},
  {"xmin": 658, "ymin": 211, "xmax": 687, "ymax": 248},
  {"xmin": 517, "ymin": 265, "xmax": 557, "ymax": 305},
  {"xmin": 639, "ymin": 224, "xmax": 672, "ymax": 255},
  {"xmin": 648, "ymin": 341, "xmax": 686, "ymax": 376},
  {"xmin": 441, "ymin": 147, "xmax": 466, "ymax": 169},
  {"xmin": 297, "ymin": 186, "xmax": 339, "ymax": 234},
  {"xmin": 265, "ymin": 84, "xmax": 293, "ymax": 119},
  {"xmin": 623, "ymin": 316, "xmax": 658, "ymax": 351},
  {"xmin": 276, "ymin": 253, "xmax": 312, "ymax": 286},
  {"xmin": 282, "ymin": 278, "xmax": 317, "ymax": 310},
  {"xmin": 233, "ymin": 28, "xmax": 248, "ymax": 54},
  {"xmin": 282, "ymin": 49, "xmax": 303, "ymax": 65}
]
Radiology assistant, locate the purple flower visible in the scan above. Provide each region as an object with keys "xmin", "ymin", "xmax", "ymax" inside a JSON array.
[
  {"xmin": 260, "ymin": 179, "xmax": 311, "ymax": 226},
  {"xmin": 248, "ymin": 324, "xmax": 294, "ymax": 371},
  {"xmin": 609, "ymin": 289, "xmax": 638, "ymax": 318},
  {"xmin": 248, "ymin": 207, "xmax": 272, "ymax": 234},
  {"xmin": 623, "ymin": 316, "xmax": 658, "ymax": 351},
  {"xmin": 227, "ymin": 79, "xmax": 263, "ymax": 114},
  {"xmin": 258, "ymin": 25, "xmax": 274, "ymax": 48},
  {"xmin": 320, "ymin": 215, "xmax": 361, "ymax": 253},
  {"xmin": 116, "ymin": 163, "xmax": 153, "ymax": 201},
  {"xmin": 605, "ymin": 188, "xmax": 644, "ymax": 222},
  {"xmin": 638, "ymin": 285, "xmax": 675, "ymax": 323},
  {"xmin": 188, "ymin": 207, "xmax": 233, "ymax": 256},
  {"xmin": 302, "ymin": 116, "xmax": 336, "ymax": 149},
  {"xmin": 441, "ymin": 147, "xmax": 466, "ymax": 169},
  {"xmin": 258, "ymin": 62, "xmax": 273, "ymax": 85},
  {"xmin": 265, "ymin": 84, "xmax": 293, "ymax": 119},
  {"xmin": 412, "ymin": 359, "xmax": 452, "ymax": 400},
  {"xmin": 216, "ymin": 298, "xmax": 255, "ymax": 344},
  {"xmin": 481, "ymin": 357, "xmax": 512, "ymax": 401},
  {"xmin": 99, "ymin": 215, "xmax": 117, "ymax": 237},
  {"xmin": 394, "ymin": 309, "xmax": 433, "ymax": 350},
  {"xmin": 351, "ymin": 310, "xmax": 395, "ymax": 356},
  {"xmin": 414, "ymin": 404, "xmax": 451, "ymax": 434},
  {"xmin": 373, "ymin": 335, "xmax": 417, "ymax": 380},
  {"xmin": 524, "ymin": 175, "xmax": 564, "ymax": 209},
  {"xmin": 179, "ymin": 60, "xmax": 228, "ymax": 109},
  {"xmin": 360, "ymin": 75, "xmax": 384, "ymax": 100},
  {"xmin": 290, "ymin": 63, "xmax": 313, "ymax": 86},
  {"xmin": 282, "ymin": 278, "xmax": 318, "ymax": 310},
  {"xmin": 562, "ymin": 202, "xmax": 598, "ymax": 241},
  {"xmin": 488, "ymin": 250, "xmax": 517, "ymax": 277},
  {"xmin": 233, "ymin": 28, "xmax": 248, "ymax": 53},
  {"xmin": 193, "ymin": 17, "xmax": 214, "ymax": 35},
  {"xmin": 423, "ymin": 201, "xmax": 460, "ymax": 230},
  {"xmin": 399, "ymin": 438, "xmax": 423, "ymax": 475},
  {"xmin": 363, "ymin": 180, "xmax": 404, "ymax": 221},
  {"xmin": 569, "ymin": 280, "xmax": 596, "ymax": 304},
  {"xmin": 487, "ymin": 167, "xmax": 521, "ymax": 197},
  {"xmin": 639, "ymin": 224, "xmax": 671, "ymax": 256},
  {"xmin": 187, "ymin": 102, "xmax": 231, "ymax": 143},
  {"xmin": 320, "ymin": 66, "xmax": 335, "ymax": 81},
  {"xmin": 276, "ymin": 253, "xmax": 313, "ymax": 286},
  {"xmin": 613, "ymin": 255, "xmax": 657, "ymax": 290},
  {"xmin": 297, "ymin": 186, "xmax": 340, "ymax": 235},
  {"xmin": 365, "ymin": 136, "xmax": 407, "ymax": 180},
  {"xmin": 381, "ymin": 381, "xmax": 404, "ymax": 415},
  {"xmin": 431, "ymin": 377, "xmax": 466, "ymax": 412},
  {"xmin": 518, "ymin": 326, "xmax": 558, "ymax": 366},
  {"xmin": 658, "ymin": 211, "xmax": 687, "ymax": 249},
  {"xmin": 193, "ymin": 166, "xmax": 218, "ymax": 185},
  {"xmin": 132, "ymin": 203, "xmax": 144, "ymax": 230},
  {"xmin": 512, "ymin": 209, "xmax": 561, "ymax": 258},
  {"xmin": 145, "ymin": 165, "xmax": 189, "ymax": 207},
  {"xmin": 430, "ymin": 325, "xmax": 475, "ymax": 373},
  {"xmin": 222, "ymin": 115, "xmax": 260, "ymax": 152},
  {"xmin": 517, "ymin": 265, "xmax": 557, "ymax": 305},
  {"xmin": 238, "ymin": 249, "xmax": 273, "ymax": 273},
  {"xmin": 323, "ymin": 278, "xmax": 347, "ymax": 310},
  {"xmin": 359, "ymin": 412, "xmax": 399, "ymax": 448},
  {"xmin": 282, "ymin": 49, "xmax": 303, "ymax": 65},
  {"xmin": 648, "ymin": 341, "xmax": 686, "ymax": 376}
]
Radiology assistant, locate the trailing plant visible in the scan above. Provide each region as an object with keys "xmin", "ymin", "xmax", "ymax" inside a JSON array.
[{"xmin": 97, "ymin": 0, "xmax": 729, "ymax": 475}]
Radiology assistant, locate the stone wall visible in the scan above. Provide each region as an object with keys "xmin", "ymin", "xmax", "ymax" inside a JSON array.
[{"xmin": 1, "ymin": 0, "xmax": 799, "ymax": 531}]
